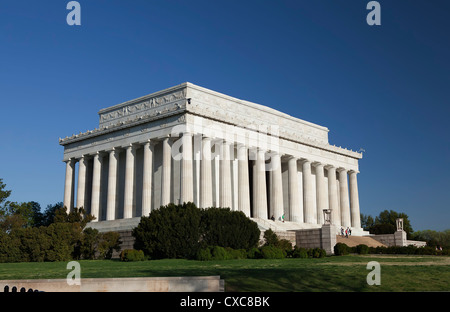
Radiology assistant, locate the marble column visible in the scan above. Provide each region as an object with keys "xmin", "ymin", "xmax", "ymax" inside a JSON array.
[
  {"xmin": 124, "ymin": 144, "xmax": 136, "ymax": 219},
  {"xmin": 338, "ymin": 168, "xmax": 351, "ymax": 227},
  {"xmin": 106, "ymin": 148, "xmax": 119, "ymax": 221},
  {"xmin": 76, "ymin": 156, "xmax": 87, "ymax": 209},
  {"xmin": 161, "ymin": 137, "xmax": 172, "ymax": 206},
  {"xmin": 253, "ymin": 149, "xmax": 267, "ymax": 219},
  {"xmin": 237, "ymin": 144, "xmax": 250, "ymax": 217},
  {"xmin": 288, "ymin": 157, "xmax": 302, "ymax": 222},
  {"xmin": 142, "ymin": 140, "xmax": 153, "ymax": 216},
  {"xmin": 220, "ymin": 141, "xmax": 232, "ymax": 209},
  {"xmin": 200, "ymin": 137, "xmax": 213, "ymax": 208},
  {"xmin": 63, "ymin": 158, "xmax": 75, "ymax": 211},
  {"xmin": 302, "ymin": 159, "xmax": 315, "ymax": 224},
  {"xmin": 349, "ymin": 170, "xmax": 361, "ymax": 228},
  {"xmin": 180, "ymin": 132, "xmax": 193, "ymax": 203},
  {"xmin": 271, "ymin": 152, "xmax": 284, "ymax": 221},
  {"xmin": 315, "ymin": 163, "xmax": 327, "ymax": 225},
  {"xmin": 326, "ymin": 166, "xmax": 340, "ymax": 226},
  {"xmin": 90, "ymin": 152, "xmax": 102, "ymax": 222}
]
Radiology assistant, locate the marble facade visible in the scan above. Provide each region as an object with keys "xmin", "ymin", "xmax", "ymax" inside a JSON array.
[{"xmin": 59, "ymin": 82, "xmax": 363, "ymax": 231}]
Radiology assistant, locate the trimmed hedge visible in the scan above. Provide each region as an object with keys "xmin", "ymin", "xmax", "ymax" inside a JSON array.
[
  {"xmin": 334, "ymin": 243, "xmax": 449, "ymax": 256},
  {"xmin": 334, "ymin": 243, "xmax": 350, "ymax": 256},
  {"xmin": 195, "ymin": 245, "xmax": 327, "ymax": 261},
  {"xmin": 260, "ymin": 246, "xmax": 286, "ymax": 259},
  {"xmin": 120, "ymin": 249, "xmax": 145, "ymax": 262}
]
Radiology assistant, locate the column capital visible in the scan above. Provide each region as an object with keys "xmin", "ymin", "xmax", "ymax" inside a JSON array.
[
  {"xmin": 324, "ymin": 164, "xmax": 335, "ymax": 170},
  {"xmin": 337, "ymin": 167, "xmax": 348, "ymax": 173},
  {"xmin": 299, "ymin": 157, "xmax": 311, "ymax": 164},
  {"xmin": 312, "ymin": 161, "xmax": 324, "ymax": 168},
  {"xmin": 124, "ymin": 143, "xmax": 139, "ymax": 150},
  {"xmin": 64, "ymin": 157, "xmax": 76, "ymax": 164},
  {"xmin": 106, "ymin": 146, "xmax": 119, "ymax": 152},
  {"xmin": 143, "ymin": 139, "xmax": 157, "ymax": 148},
  {"xmin": 348, "ymin": 169, "xmax": 360, "ymax": 174}
]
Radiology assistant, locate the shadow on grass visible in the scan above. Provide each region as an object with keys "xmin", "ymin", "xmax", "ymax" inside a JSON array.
[{"xmin": 132, "ymin": 260, "xmax": 370, "ymax": 292}]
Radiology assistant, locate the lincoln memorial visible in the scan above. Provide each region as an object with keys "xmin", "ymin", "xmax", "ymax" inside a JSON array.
[{"xmin": 59, "ymin": 82, "xmax": 364, "ymax": 235}]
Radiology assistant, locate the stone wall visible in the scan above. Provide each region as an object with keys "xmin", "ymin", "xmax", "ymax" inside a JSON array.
[
  {"xmin": 258, "ymin": 230, "xmax": 297, "ymax": 247},
  {"xmin": 294, "ymin": 225, "xmax": 337, "ymax": 255},
  {"xmin": 370, "ymin": 231, "xmax": 406, "ymax": 247},
  {"xmin": 370, "ymin": 231, "xmax": 427, "ymax": 247},
  {"xmin": 113, "ymin": 230, "xmax": 135, "ymax": 258},
  {"xmin": 295, "ymin": 229, "xmax": 322, "ymax": 249},
  {"xmin": 0, "ymin": 276, "xmax": 224, "ymax": 292}
]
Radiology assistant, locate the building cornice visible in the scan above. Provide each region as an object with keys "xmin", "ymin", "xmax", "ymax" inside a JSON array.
[{"xmin": 59, "ymin": 82, "xmax": 362, "ymax": 160}]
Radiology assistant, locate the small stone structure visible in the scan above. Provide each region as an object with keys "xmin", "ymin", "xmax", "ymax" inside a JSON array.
[
  {"xmin": 0, "ymin": 276, "xmax": 224, "ymax": 292},
  {"xmin": 294, "ymin": 224, "xmax": 337, "ymax": 255}
]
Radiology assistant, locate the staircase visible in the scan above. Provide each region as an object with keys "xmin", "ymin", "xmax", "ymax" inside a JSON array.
[
  {"xmin": 252, "ymin": 218, "xmax": 321, "ymax": 232},
  {"xmin": 336, "ymin": 235, "xmax": 386, "ymax": 248}
]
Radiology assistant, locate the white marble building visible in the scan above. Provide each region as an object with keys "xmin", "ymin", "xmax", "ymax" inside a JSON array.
[{"xmin": 59, "ymin": 82, "xmax": 363, "ymax": 233}]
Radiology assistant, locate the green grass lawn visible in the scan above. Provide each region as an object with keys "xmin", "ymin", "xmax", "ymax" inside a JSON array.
[{"xmin": 0, "ymin": 255, "xmax": 449, "ymax": 292}]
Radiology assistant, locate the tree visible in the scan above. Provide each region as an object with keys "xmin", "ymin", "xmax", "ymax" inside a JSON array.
[
  {"xmin": 40, "ymin": 202, "xmax": 63, "ymax": 227},
  {"xmin": 0, "ymin": 178, "xmax": 12, "ymax": 211},
  {"xmin": 360, "ymin": 213, "xmax": 374, "ymax": 231},
  {"xmin": 363, "ymin": 210, "xmax": 413, "ymax": 238},
  {"xmin": 0, "ymin": 179, "xmax": 47, "ymax": 229},
  {"xmin": 411, "ymin": 229, "xmax": 450, "ymax": 249}
]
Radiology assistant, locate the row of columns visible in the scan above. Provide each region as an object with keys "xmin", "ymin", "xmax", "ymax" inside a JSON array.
[{"xmin": 63, "ymin": 133, "xmax": 361, "ymax": 228}]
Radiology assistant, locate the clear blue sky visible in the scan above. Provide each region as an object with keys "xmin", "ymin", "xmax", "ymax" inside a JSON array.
[{"xmin": 0, "ymin": 1, "xmax": 448, "ymax": 231}]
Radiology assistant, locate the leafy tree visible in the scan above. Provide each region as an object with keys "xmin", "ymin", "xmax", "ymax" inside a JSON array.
[
  {"xmin": 39, "ymin": 202, "xmax": 63, "ymax": 227},
  {"xmin": 411, "ymin": 229, "xmax": 450, "ymax": 249},
  {"xmin": 53, "ymin": 206, "xmax": 95, "ymax": 229},
  {"xmin": 362, "ymin": 210, "xmax": 413, "ymax": 238},
  {"xmin": 360, "ymin": 213, "xmax": 374, "ymax": 231},
  {"xmin": 0, "ymin": 178, "xmax": 11, "ymax": 211},
  {"xmin": 45, "ymin": 222, "xmax": 82, "ymax": 261}
]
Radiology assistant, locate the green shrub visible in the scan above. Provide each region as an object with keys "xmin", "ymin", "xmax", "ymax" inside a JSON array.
[
  {"xmin": 201, "ymin": 208, "xmax": 260, "ymax": 250},
  {"xmin": 263, "ymin": 229, "xmax": 279, "ymax": 246},
  {"xmin": 356, "ymin": 244, "xmax": 369, "ymax": 255},
  {"xmin": 334, "ymin": 243, "xmax": 350, "ymax": 256},
  {"xmin": 196, "ymin": 246, "xmax": 247, "ymax": 261},
  {"xmin": 260, "ymin": 246, "xmax": 285, "ymax": 259},
  {"xmin": 247, "ymin": 247, "xmax": 262, "ymax": 259},
  {"xmin": 196, "ymin": 247, "xmax": 212, "ymax": 261},
  {"xmin": 80, "ymin": 228, "xmax": 100, "ymax": 260},
  {"xmin": 292, "ymin": 246, "xmax": 308, "ymax": 258},
  {"xmin": 211, "ymin": 246, "xmax": 229, "ymax": 260},
  {"xmin": 225, "ymin": 247, "xmax": 247, "ymax": 260},
  {"xmin": 120, "ymin": 249, "xmax": 145, "ymax": 262},
  {"xmin": 97, "ymin": 231, "xmax": 122, "ymax": 259},
  {"xmin": 133, "ymin": 203, "xmax": 260, "ymax": 260},
  {"xmin": 133, "ymin": 202, "xmax": 202, "ymax": 259},
  {"xmin": 312, "ymin": 247, "xmax": 326, "ymax": 258},
  {"xmin": 277, "ymin": 239, "xmax": 293, "ymax": 254}
]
